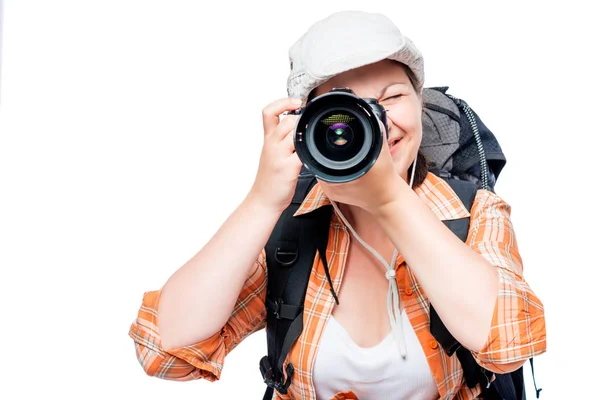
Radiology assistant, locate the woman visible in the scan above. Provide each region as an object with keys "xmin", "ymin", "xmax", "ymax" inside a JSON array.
[{"xmin": 128, "ymin": 10, "xmax": 546, "ymax": 400}]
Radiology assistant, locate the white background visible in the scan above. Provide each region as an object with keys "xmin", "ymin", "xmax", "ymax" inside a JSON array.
[{"xmin": 1, "ymin": 1, "xmax": 598, "ymax": 399}]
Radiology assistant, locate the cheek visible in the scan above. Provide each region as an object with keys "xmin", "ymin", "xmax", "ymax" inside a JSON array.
[
  {"xmin": 387, "ymin": 103, "xmax": 422, "ymax": 137},
  {"xmin": 387, "ymin": 104, "xmax": 423, "ymax": 170}
]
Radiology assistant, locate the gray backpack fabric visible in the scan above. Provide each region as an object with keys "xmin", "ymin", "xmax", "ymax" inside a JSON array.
[{"xmin": 421, "ymin": 86, "xmax": 506, "ymax": 191}]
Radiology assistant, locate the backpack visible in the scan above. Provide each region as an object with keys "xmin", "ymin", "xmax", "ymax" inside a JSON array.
[{"xmin": 259, "ymin": 87, "xmax": 542, "ymax": 400}]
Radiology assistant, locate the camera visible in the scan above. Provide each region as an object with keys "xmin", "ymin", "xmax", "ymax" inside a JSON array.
[{"xmin": 291, "ymin": 88, "xmax": 389, "ymax": 183}]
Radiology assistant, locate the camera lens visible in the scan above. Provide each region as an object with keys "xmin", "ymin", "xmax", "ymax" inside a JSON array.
[
  {"xmin": 293, "ymin": 90, "xmax": 386, "ymax": 183},
  {"xmin": 308, "ymin": 109, "xmax": 371, "ymax": 171}
]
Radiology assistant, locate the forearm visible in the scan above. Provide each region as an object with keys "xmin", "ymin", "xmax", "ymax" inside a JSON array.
[
  {"xmin": 158, "ymin": 196, "xmax": 281, "ymax": 350},
  {"xmin": 373, "ymin": 183, "xmax": 499, "ymax": 351}
]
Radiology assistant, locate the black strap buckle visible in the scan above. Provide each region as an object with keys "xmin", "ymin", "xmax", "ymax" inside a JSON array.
[
  {"xmin": 273, "ymin": 298, "xmax": 283, "ymax": 319},
  {"xmin": 266, "ymin": 297, "xmax": 302, "ymax": 320},
  {"xmin": 259, "ymin": 357, "xmax": 294, "ymax": 395}
]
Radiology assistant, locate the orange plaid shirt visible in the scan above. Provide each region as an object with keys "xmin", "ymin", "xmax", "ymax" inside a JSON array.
[{"xmin": 129, "ymin": 173, "xmax": 547, "ymax": 399}]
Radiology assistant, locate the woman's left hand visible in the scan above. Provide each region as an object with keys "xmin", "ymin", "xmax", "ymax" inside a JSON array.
[{"xmin": 317, "ymin": 137, "xmax": 406, "ymax": 215}]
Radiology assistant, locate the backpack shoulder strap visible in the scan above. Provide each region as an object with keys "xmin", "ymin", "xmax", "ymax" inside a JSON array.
[
  {"xmin": 260, "ymin": 170, "xmax": 332, "ymax": 399},
  {"xmin": 441, "ymin": 178, "xmax": 478, "ymax": 241}
]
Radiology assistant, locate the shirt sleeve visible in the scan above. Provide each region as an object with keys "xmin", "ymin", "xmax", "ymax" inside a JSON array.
[
  {"xmin": 466, "ymin": 190, "xmax": 547, "ymax": 373},
  {"xmin": 128, "ymin": 249, "xmax": 267, "ymax": 381}
]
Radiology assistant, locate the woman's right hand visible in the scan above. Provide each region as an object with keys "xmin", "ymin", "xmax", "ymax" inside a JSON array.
[{"xmin": 247, "ymin": 97, "xmax": 304, "ymax": 214}]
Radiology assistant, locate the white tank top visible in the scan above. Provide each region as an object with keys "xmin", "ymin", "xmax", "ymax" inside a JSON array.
[{"xmin": 313, "ymin": 312, "xmax": 439, "ymax": 400}]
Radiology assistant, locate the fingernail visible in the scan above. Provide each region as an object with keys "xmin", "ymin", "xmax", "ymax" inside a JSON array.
[{"xmin": 292, "ymin": 98, "xmax": 303, "ymax": 105}]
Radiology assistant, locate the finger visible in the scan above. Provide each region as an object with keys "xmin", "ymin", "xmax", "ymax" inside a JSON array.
[
  {"xmin": 285, "ymin": 151, "xmax": 303, "ymax": 172},
  {"xmin": 281, "ymin": 128, "xmax": 296, "ymax": 154},
  {"xmin": 272, "ymin": 114, "xmax": 299, "ymax": 141},
  {"xmin": 262, "ymin": 97, "xmax": 303, "ymax": 135}
]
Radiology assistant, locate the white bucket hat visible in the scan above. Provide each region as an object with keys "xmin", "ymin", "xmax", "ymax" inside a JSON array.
[{"xmin": 287, "ymin": 10, "xmax": 425, "ymax": 102}]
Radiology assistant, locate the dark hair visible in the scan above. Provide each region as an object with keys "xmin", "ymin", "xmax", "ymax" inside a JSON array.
[
  {"xmin": 408, "ymin": 151, "xmax": 429, "ymax": 187},
  {"xmin": 399, "ymin": 62, "xmax": 420, "ymax": 96},
  {"xmin": 305, "ymin": 62, "xmax": 430, "ymax": 188}
]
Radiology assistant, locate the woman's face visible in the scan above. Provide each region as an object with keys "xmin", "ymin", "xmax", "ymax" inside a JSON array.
[{"xmin": 312, "ymin": 59, "xmax": 423, "ymax": 181}]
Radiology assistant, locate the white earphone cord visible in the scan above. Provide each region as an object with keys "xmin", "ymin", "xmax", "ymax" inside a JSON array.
[{"xmin": 330, "ymin": 156, "xmax": 417, "ymax": 360}]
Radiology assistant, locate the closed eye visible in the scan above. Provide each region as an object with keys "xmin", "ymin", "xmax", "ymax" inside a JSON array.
[{"xmin": 383, "ymin": 94, "xmax": 403, "ymax": 101}]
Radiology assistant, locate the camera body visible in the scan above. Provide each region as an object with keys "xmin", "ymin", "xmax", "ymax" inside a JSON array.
[{"xmin": 292, "ymin": 88, "xmax": 389, "ymax": 183}]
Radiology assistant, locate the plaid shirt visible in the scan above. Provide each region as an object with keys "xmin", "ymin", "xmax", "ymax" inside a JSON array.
[{"xmin": 129, "ymin": 173, "xmax": 546, "ymax": 399}]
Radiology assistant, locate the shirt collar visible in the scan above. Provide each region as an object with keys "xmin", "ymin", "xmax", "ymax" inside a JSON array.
[{"xmin": 293, "ymin": 172, "xmax": 471, "ymax": 221}]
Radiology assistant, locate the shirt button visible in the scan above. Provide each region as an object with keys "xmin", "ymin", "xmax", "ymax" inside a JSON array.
[
  {"xmin": 429, "ymin": 340, "xmax": 439, "ymax": 349},
  {"xmin": 405, "ymin": 287, "xmax": 413, "ymax": 296}
]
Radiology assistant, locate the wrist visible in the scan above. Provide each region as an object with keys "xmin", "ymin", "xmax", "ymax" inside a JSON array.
[
  {"xmin": 368, "ymin": 178, "xmax": 411, "ymax": 219},
  {"xmin": 370, "ymin": 198, "xmax": 401, "ymax": 221},
  {"xmin": 243, "ymin": 193, "xmax": 284, "ymax": 220}
]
